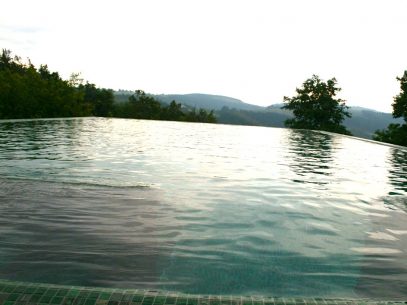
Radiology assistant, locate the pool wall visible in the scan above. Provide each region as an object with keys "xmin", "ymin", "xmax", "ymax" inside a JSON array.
[{"xmin": 0, "ymin": 280, "xmax": 405, "ymax": 305}]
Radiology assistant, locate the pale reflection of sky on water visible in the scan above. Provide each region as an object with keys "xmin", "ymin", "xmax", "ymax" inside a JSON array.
[{"xmin": 0, "ymin": 118, "xmax": 406, "ymax": 299}]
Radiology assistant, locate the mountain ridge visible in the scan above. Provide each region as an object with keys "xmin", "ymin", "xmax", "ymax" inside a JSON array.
[
  {"xmin": 154, "ymin": 93, "xmax": 265, "ymax": 111},
  {"xmin": 114, "ymin": 91, "xmax": 402, "ymax": 139}
]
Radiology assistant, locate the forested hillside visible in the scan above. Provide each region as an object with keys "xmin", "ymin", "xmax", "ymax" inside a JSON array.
[{"xmin": 0, "ymin": 50, "xmax": 216, "ymax": 124}]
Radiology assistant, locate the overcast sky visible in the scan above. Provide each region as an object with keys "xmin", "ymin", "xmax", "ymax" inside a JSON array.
[{"xmin": 1, "ymin": 0, "xmax": 406, "ymax": 112}]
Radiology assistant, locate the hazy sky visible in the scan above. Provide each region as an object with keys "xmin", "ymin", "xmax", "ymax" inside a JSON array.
[{"xmin": 1, "ymin": 0, "xmax": 407, "ymax": 112}]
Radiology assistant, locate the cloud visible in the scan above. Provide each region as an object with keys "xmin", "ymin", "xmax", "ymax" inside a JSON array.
[
  {"xmin": 1, "ymin": 24, "xmax": 43, "ymax": 34},
  {"xmin": 0, "ymin": 25, "xmax": 41, "ymax": 50},
  {"xmin": 0, "ymin": 0, "xmax": 406, "ymax": 112}
]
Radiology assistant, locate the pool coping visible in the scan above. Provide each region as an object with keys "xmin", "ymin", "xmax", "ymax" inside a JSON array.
[{"xmin": 0, "ymin": 280, "xmax": 406, "ymax": 305}]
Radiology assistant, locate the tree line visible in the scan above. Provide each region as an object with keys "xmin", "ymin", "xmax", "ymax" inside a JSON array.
[
  {"xmin": 0, "ymin": 50, "xmax": 91, "ymax": 118},
  {"xmin": 113, "ymin": 90, "xmax": 216, "ymax": 123},
  {"xmin": 0, "ymin": 49, "xmax": 216, "ymax": 123}
]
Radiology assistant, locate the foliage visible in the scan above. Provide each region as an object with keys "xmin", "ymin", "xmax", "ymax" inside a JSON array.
[
  {"xmin": 373, "ymin": 71, "xmax": 407, "ymax": 146},
  {"xmin": 183, "ymin": 108, "xmax": 217, "ymax": 123},
  {"xmin": 0, "ymin": 49, "xmax": 216, "ymax": 124},
  {"xmin": 282, "ymin": 75, "xmax": 352, "ymax": 135},
  {"xmin": 79, "ymin": 83, "xmax": 115, "ymax": 117},
  {"xmin": 161, "ymin": 101, "xmax": 183, "ymax": 121},
  {"xmin": 373, "ymin": 123, "xmax": 407, "ymax": 146},
  {"xmin": 113, "ymin": 90, "xmax": 217, "ymax": 123},
  {"xmin": 0, "ymin": 49, "xmax": 90, "ymax": 119},
  {"xmin": 0, "ymin": 49, "xmax": 116, "ymax": 119},
  {"xmin": 392, "ymin": 71, "xmax": 407, "ymax": 121}
]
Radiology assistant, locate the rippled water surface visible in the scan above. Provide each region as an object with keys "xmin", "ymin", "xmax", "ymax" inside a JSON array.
[{"xmin": 0, "ymin": 118, "xmax": 406, "ymax": 299}]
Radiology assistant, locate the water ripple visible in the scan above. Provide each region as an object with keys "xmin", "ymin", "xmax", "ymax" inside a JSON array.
[{"xmin": 0, "ymin": 118, "xmax": 406, "ymax": 298}]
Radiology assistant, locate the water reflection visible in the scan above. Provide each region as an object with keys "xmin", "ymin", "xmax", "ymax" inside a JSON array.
[
  {"xmin": 1, "ymin": 118, "xmax": 407, "ymax": 298},
  {"xmin": 0, "ymin": 178, "xmax": 176, "ymax": 289},
  {"xmin": 287, "ymin": 130, "xmax": 334, "ymax": 185},
  {"xmin": 388, "ymin": 148, "xmax": 407, "ymax": 195},
  {"xmin": 0, "ymin": 118, "xmax": 84, "ymax": 160},
  {"xmin": 354, "ymin": 201, "xmax": 407, "ymax": 299},
  {"xmin": 377, "ymin": 147, "xmax": 407, "ymax": 213}
]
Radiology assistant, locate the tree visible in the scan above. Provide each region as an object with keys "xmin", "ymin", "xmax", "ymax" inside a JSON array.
[
  {"xmin": 392, "ymin": 70, "xmax": 407, "ymax": 121},
  {"xmin": 373, "ymin": 71, "xmax": 407, "ymax": 146},
  {"xmin": 0, "ymin": 49, "xmax": 217, "ymax": 124},
  {"xmin": 282, "ymin": 75, "xmax": 351, "ymax": 135},
  {"xmin": 78, "ymin": 82, "xmax": 114, "ymax": 117},
  {"xmin": 161, "ymin": 100, "xmax": 184, "ymax": 121},
  {"xmin": 0, "ymin": 49, "xmax": 92, "ymax": 119},
  {"xmin": 127, "ymin": 90, "xmax": 162, "ymax": 119},
  {"xmin": 373, "ymin": 123, "xmax": 407, "ymax": 146}
]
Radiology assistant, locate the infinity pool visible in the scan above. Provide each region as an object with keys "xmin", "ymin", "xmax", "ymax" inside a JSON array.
[{"xmin": 0, "ymin": 118, "xmax": 406, "ymax": 299}]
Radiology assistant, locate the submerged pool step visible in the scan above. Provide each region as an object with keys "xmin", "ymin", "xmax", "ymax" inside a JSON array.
[{"xmin": 0, "ymin": 280, "xmax": 405, "ymax": 305}]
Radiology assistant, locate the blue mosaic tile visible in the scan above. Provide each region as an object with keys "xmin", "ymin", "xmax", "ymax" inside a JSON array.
[{"xmin": 0, "ymin": 280, "xmax": 404, "ymax": 305}]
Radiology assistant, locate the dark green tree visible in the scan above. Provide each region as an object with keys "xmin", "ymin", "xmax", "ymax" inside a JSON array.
[
  {"xmin": 282, "ymin": 75, "xmax": 352, "ymax": 135},
  {"xmin": 373, "ymin": 71, "xmax": 407, "ymax": 146},
  {"xmin": 78, "ymin": 82, "xmax": 114, "ymax": 117},
  {"xmin": 161, "ymin": 100, "xmax": 184, "ymax": 121},
  {"xmin": 373, "ymin": 123, "xmax": 407, "ymax": 146},
  {"xmin": 0, "ymin": 49, "xmax": 91, "ymax": 119},
  {"xmin": 128, "ymin": 90, "xmax": 162, "ymax": 120},
  {"xmin": 393, "ymin": 71, "xmax": 407, "ymax": 121},
  {"xmin": 184, "ymin": 108, "xmax": 217, "ymax": 123},
  {"xmin": 112, "ymin": 92, "xmax": 217, "ymax": 123},
  {"xmin": 0, "ymin": 49, "xmax": 217, "ymax": 124}
]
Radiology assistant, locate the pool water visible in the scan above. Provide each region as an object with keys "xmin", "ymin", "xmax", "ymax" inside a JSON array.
[{"xmin": 0, "ymin": 118, "xmax": 406, "ymax": 299}]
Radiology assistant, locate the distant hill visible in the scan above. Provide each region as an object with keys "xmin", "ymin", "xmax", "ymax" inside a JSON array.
[
  {"xmin": 113, "ymin": 90, "xmax": 133, "ymax": 103},
  {"xmin": 216, "ymin": 107, "xmax": 288, "ymax": 128},
  {"xmin": 344, "ymin": 107, "xmax": 404, "ymax": 139},
  {"xmin": 218, "ymin": 102, "xmax": 403, "ymax": 139},
  {"xmin": 154, "ymin": 93, "xmax": 265, "ymax": 111},
  {"xmin": 264, "ymin": 104, "xmax": 404, "ymax": 138},
  {"xmin": 115, "ymin": 92, "xmax": 264, "ymax": 111},
  {"xmin": 113, "ymin": 91, "xmax": 402, "ymax": 140}
]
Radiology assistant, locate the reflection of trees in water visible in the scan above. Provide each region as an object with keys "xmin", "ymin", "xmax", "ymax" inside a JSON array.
[
  {"xmin": 356, "ymin": 148, "xmax": 407, "ymax": 298},
  {"xmin": 287, "ymin": 130, "xmax": 334, "ymax": 185},
  {"xmin": 388, "ymin": 148, "xmax": 407, "ymax": 194},
  {"xmin": 0, "ymin": 118, "xmax": 84, "ymax": 159},
  {"xmin": 386, "ymin": 148, "xmax": 407, "ymax": 210}
]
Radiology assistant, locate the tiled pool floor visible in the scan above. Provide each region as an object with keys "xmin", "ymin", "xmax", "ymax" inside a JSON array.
[{"xmin": 0, "ymin": 280, "xmax": 405, "ymax": 305}]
